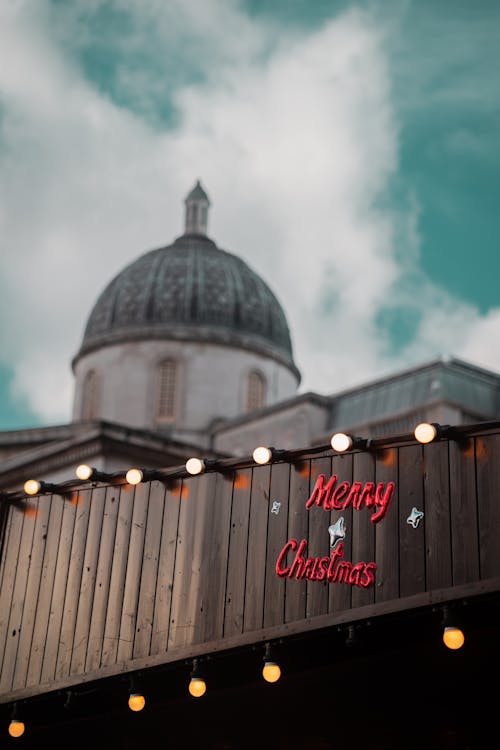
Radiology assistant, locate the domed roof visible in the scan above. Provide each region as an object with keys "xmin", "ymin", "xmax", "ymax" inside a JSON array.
[{"xmin": 73, "ymin": 184, "xmax": 299, "ymax": 376}]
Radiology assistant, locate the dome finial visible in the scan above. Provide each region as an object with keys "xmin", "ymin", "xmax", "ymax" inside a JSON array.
[{"xmin": 184, "ymin": 180, "xmax": 210, "ymax": 236}]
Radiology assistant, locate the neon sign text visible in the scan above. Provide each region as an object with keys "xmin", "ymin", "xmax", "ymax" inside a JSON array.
[
  {"xmin": 276, "ymin": 539, "xmax": 376, "ymax": 589},
  {"xmin": 305, "ymin": 473, "xmax": 395, "ymax": 524}
]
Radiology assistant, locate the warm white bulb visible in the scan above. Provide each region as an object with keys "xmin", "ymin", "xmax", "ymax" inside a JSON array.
[
  {"xmin": 128, "ymin": 692, "xmax": 146, "ymax": 712},
  {"xmin": 262, "ymin": 661, "xmax": 281, "ymax": 683},
  {"xmin": 189, "ymin": 677, "xmax": 206, "ymax": 697},
  {"xmin": 253, "ymin": 446, "xmax": 272, "ymax": 465},
  {"xmin": 8, "ymin": 720, "xmax": 25, "ymax": 738},
  {"xmin": 76, "ymin": 464, "xmax": 93, "ymax": 481},
  {"xmin": 186, "ymin": 458, "xmax": 204, "ymax": 475},
  {"xmin": 443, "ymin": 626, "xmax": 464, "ymax": 650},
  {"xmin": 330, "ymin": 433, "xmax": 353, "ymax": 452},
  {"xmin": 23, "ymin": 479, "xmax": 41, "ymax": 496},
  {"xmin": 414, "ymin": 423, "xmax": 438, "ymax": 444},
  {"xmin": 126, "ymin": 468, "xmax": 143, "ymax": 486}
]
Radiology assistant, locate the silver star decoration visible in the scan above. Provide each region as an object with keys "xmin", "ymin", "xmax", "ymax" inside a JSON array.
[
  {"xmin": 407, "ymin": 507, "xmax": 424, "ymax": 528},
  {"xmin": 328, "ymin": 517, "xmax": 346, "ymax": 548},
  {"xmin": 271, "ymin": 500, "xmax": 281, "ymax": 515}
]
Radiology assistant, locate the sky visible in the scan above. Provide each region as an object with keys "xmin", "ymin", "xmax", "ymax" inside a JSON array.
[{"xmin": 0, "ymin": 0, "xmax": 499, "ymax": 430}]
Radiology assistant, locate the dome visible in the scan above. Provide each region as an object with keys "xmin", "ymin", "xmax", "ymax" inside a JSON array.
[{"xmin": 73, "ymin": 184, "xmax": 299, "ymax": 378}]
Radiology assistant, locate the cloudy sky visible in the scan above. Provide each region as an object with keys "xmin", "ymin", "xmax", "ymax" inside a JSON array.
[{"xmin": 1, "ymin": 0, "xmax": 499, "ymax": 430}]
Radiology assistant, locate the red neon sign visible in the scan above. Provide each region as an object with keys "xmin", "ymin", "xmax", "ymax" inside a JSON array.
[
  {"xmin": 276, "ymin": 539, "xmax": 376, "ymax": 589},
  {"xmin": 305, "ymin": 473, "xmax": 395, "ymax": 524}
]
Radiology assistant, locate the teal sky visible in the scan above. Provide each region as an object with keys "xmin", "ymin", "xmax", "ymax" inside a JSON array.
[{"xmin": 1, "ymin": 0, "xmax": 499, "ymax": 429}]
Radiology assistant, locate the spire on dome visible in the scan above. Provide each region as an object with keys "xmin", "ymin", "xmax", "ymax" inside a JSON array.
[{"xmin": 184, "ymin": 180, "xmax": 210, "ymax": 236}]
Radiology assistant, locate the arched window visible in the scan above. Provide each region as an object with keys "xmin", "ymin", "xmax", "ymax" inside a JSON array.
[
  {"xmin": 246, "ymin": 371, "xmax": 266, "ymax": 412},
  {"xmin": 157, "ymin": 359, "xmax": 177, "ymax": 421},
  {"xmin": 81, "ymin": 370, "xmax": 99, "ymax": 420}
]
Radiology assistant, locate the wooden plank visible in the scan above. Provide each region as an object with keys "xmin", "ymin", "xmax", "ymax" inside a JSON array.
[
  {"xmin": 374, "ymin": 448, "xmax": 399, "ymax": 602},
  {"xmin": 69, "ymin": 486, "xmax": 107, "ymax": 675},
  {"xmin": 423, "ymin": 441, "xmax": 452, "ymax": 591},
  {"xmin": 476, "ymin": 434, "xmax": 500, "ymax": 579},
  {"xmin": 306, "ymin": 456, "xmax": 331, "ymax": 618},
  {"xmin": 243, "ymin": 465, "xmax": 271, "ymax": 633},
  {"xmin": 329, "ymin": 453, "xmax": 353, "ymax": 615},
  {"xmin": 398, "ymin": 445, "xmax": 426, "ymax": 597},
  {"xmin": 263, "ymin": 462, "xmax": 290, "ymax": 628},
  {"xmin": 54, "ymin": 489, "xmax": 92, "ymax": 680},
  {"xmin": 40, "ymin": 494, "xmax": 78, "ymax": 683},
  {"xmin": 224, "ymin": 469, "xmax": 252, "ymax": 637},
  {"xmin": 193, "ymin": 472, "xmax": 233, "ymax": 643},
  {"xmin": 150, "ymin": 481, "xmax": 182, "ymax": 655},
  {"xmin": 449, "ymin": 438, "xmax": 479, "ymax": 585},
  {"xmin": 133, "ymin": 481, "xmax": 166, "ymax": 659},
  {"xmin": 11, "ymin": 495, "xmax": 52, "ymax": 690},
  {"xmin": 168, "ymin": 473, "xmax": 217, "ymax": 649},
  {"xmin": 116, "ymin": 482, "xmax": 151, "ymax": 663},
  {"xmin": 0, "ymin": 503, "xmax": 25, "ymax": 683},
  {"xmin": 85, "ymin": 485, "xmax": 121, "ymax": 671},
  {"xmin": 100, "ymin": 485, "xmax": 135, "ymax": 667},
  {"xmin": 0, "ymin": 497, "xmax": 38, "ymax": 692},
  {"xmin": 285, "ymin": 460, "xmax": 310, "ymax": 623},
  {"xmin": 351, "ymin": 451, "xmax": 376, "ymax": 608},
  {"xmin": 26, "ymin": 495, "xmax": 65, "ymax": 687}
]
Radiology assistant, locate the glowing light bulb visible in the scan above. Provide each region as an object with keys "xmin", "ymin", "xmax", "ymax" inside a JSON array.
[
  {"xmin": 189, "ymin": 677, "xmax": 206, "ymax": 697},
  {"xmin": 262, "ymin": 661, "xmax": 281, "ymax": 683},
  {"xmin": 252, "ymin": 446, "xmax": 272, "ymax": 465},
  {"xmin": 8, "ymin": 720, "xmax": 25, "ymax": 738},
  {"xmin": 76, "ymin": 464, "xmax": 93, "ymax": 481},
  {"xmin": 126, "ymin": 468, "xmax": 143, "ymax": 486},
  {"xmin": 330, "ymin": 433, "xmax": 353, "ymax": 452},
  {"xmin": 23, "ymin": 479, "xmax": 41, "ymax": 496},
  {"xmin": 186, "ymin": 458, "xmax": 204, "ymax": 475},
  {"xmin": 128, "ymin": 692, "xmax": 146, "ymax": 712},
  {"xmin": 443, "ymin": 626, "xmax": 464, "ymax": 650},
  {"xmin": 414, "ymin": 423, "xmax": 438, "ymax": 444}
]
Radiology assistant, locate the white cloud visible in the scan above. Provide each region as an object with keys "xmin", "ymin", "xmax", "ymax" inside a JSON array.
[{"xmin": 1, "ymin": 0, "xmax": 500, "ymax": 425}]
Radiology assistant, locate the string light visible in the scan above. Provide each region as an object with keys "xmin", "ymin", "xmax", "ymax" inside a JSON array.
[
  {"xmin": 330, "ymin": 433, "xmax": 368, "ymax": 453},
  {"xmin": 262, "ymin": 643, "xmax": 281, "ymax": 683},
  {"xmin": 188, "ymin": 659, "xmax": 206, "ymax": 697},
  {"xmin": 23, "ymin": 479, "xmax": 41, "ymax": 496},
  {"xmin": 185, "ymin": 458, "xmax": 205, "ymax": 475},
  {"xmin": 414, "ymin": 423, "xmax": 439, "ymax": 444},
  {"xmin": 128, "ymin": 692, "xmax": 146, "ymax": 711}
]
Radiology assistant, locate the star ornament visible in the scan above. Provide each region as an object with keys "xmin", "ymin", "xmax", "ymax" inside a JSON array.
[
  {"xmin": 328, "ymin": 517, "xmax": 346, "ymax": 548},
  {"xmin": 407, "ymin": 507, "xmax": 424, "ymax": 529}
]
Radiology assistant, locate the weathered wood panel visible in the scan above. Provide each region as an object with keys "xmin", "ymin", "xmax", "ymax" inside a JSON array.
[
  {"xmin": 329, "ymin": 453, "xmax": 353, "ymax": 615},
  {"xmin": 398, "ymin": 445, "xmax": 425, "ymax": 597},
  {"xmin": 11, "ymin": 496, "xmax": 51, "ymax": 690},
  {"xmin": 306, "ymin": 456, "xmax": 331, "ymax": 618},
  {"xmin": 0, "ymin": 500, "xmax": 38, "ymax": 692},
  {"xmin": 85, "ymin": 485, "xmax": 121, "ymax": 672},
  {"xmin": 133, "ymin": 481, "xmax": 166, "ymax": 659},
  {"xmin": 192, "ymin": 472, "xmax": 233, "ymax": 644},
  {"xmin": 263, "ymin": 462, "xmax": 290, "ymax": 628},
  {"xmin": 285, "ymin": 460, "xmax": 310, "ymax": 623},
  {"xmin": 150, "ymin": 480, "xmax": 182, "ymax": 655},
  {"xmin": 224, "ymin": 469, "xmax": 252, "ymax": 637},
  {"xmin": 26, "ymin": 495, "xmax": 65, "ymax": 685},
  {"xmin": 424, "ymin": 442, "xmax": 452, "ymax": 590},
  {"xmin": 449, "ymin": 438, "xmax": 479, "ymax": 585},
  {"xmin": 100, "ymin": 486, "xmax": 135, "ymax": 667},
  {"xmin": 70, "ymin": 486, "xmax": 107, "ymax": 675},
  {"xmin": 168, "ymin": 473, "xmax": 218, "ymax": 649},
  {"xmin": 243, "ymin": 466, "xmax": 270, "ymax": 632},
  {"xmin": 375, "ymin": 448, "xmax": 399, "ymax": 603},
  {"xmin": 351, "ymin": 451, "xmax": 375, "ymax": 609},
  {"xmin": 476, "ymin": 434, "xmax": 500, "ymax": 579}
]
